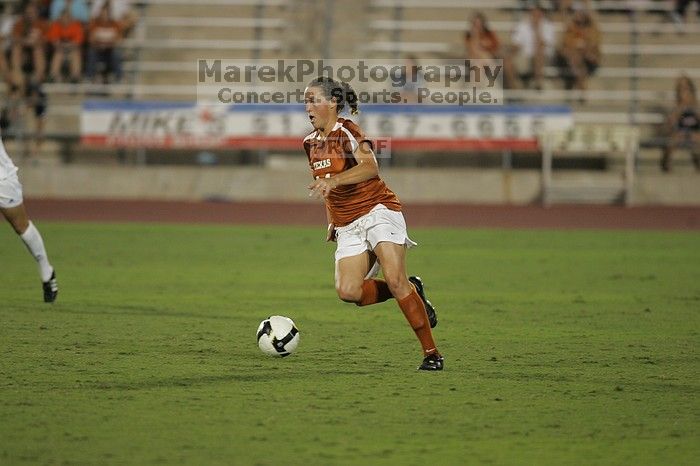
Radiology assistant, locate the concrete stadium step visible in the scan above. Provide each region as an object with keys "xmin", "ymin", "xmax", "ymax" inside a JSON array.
[
  {"xmin": 371, "ymin": 26, "xmax": 700, "ymax": 48},
  {"xmin": 136, "ymin": 73, "xmax": 197, "ymax": 86},
  {"xmin": 396, "ymin": 8, "xmax": 516, "ymax": 22},
  {"xmin": 138, "ymin": 49, "xmax": 283, "ymax": 62},
  {"xmin": 362, "ymin": 40, "xmax": 700, "ymax": 62},
  {"xmin": 584, "ymin": 77, "xmax": 677, "ymax": 93},
  {"xmin": 546, "ymin": 185, "xmax": 628, "ymax": 205},
  {"xmin": 44, "ymin": 115, "xmax": 80, "ymax": 134},
  {"xmin": 3, "ymin": 139, "xmax": 64, "ymax": 164},
  {"xmin": 375, "ymin": 9, "xmax": 689, "ymax": 26},
  {"xmin": 145, "ymin": 16, "xmax": 287, "ymax": 28},
  {"xmin": 328, "ymin": 0, "xmax": 371, "ymax": 57},
  {"xmin": 146, "ymin": 4, "xmax": 264, "ymax": 18},
  {"xmin": 630, "ymin": 55, "xmax": 700, "ymax": 67},
  {"xmin": 144, "ymin": 27, "xmax": 260, "ymax": 41},
  {"xmin": 546, "ymin": 172, "xmax": 630, "ymax": 201},
  {"xmin": 389, "ymin": 8, "xmax": 683, "ymax": 25},
  {"xmin": 603, "ymin": 31, "xmax": 700, "ymax": 45},
  {"xmin": 369, "ymin": 17, "xmax": 700, "ymax": 36}
]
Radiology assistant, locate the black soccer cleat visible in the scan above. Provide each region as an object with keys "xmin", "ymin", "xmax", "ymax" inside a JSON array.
[
  {"xmin": 409, "ymin": 276, "xmax": 437, "ymax": 328},
  {"xmin": 418, "ymin": 353, "xmax": 444, "ymax": 371},
  {"xmin": 43, "ymin": 270, "xmax": 58, "ymax": 303}
]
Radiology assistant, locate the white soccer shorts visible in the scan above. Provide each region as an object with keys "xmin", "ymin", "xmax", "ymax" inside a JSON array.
[
  {"xmin": 334, "ymin": 204, "xmax": 417, "ymax": 265},
  {"xmin": 0, "ymin": 173, "xmax": 23, "ymax": 209}
]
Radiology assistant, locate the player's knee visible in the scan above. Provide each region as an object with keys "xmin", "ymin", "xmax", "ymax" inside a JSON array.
[
  {"xmin": 384, "ymin": 273, "xmax": 410, "ymax": 298},
  {"xmin": 336, "ymin": 282, "xmax": 362, "ymax": 303},
  {"xmin": 11, "ymin": 217, "xmax": 29, "ymax": 235}
]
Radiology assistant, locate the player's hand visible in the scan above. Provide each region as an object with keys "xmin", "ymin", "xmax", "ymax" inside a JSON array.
[
  {"xmin": 326, "ymin": 223, "xmax": 336, "ymax": 242},
  {"xmin": 308, "ymin": 177, "xmax": 338, "ymax": 200}
]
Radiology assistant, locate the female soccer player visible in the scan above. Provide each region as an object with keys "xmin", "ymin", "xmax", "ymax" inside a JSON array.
[
  {"xmin": 303, "ymin": 76, "xmax": 443, "ymax": 370},
  {"xmin": 0, "ymin": 135, "xmax": 58, "ymax": 302}
]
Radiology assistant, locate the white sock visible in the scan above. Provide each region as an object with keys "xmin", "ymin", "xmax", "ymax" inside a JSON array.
[{"xmin": 20, "ymin": 221, "xmax": 54, "ymax": 282}]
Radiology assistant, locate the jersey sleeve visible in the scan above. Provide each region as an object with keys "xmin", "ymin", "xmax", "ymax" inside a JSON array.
[{"xmin": 340, "ymin": 120, "xmax": 373, "ymax": 156}]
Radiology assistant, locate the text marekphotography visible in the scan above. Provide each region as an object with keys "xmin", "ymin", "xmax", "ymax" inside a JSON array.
[{"xmin": 196, "ymin": 59, "xmax": 504, "ymax": 106}]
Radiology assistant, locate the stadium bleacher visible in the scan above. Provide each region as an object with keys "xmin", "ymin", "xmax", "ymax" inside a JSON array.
[{"xmin": 2, "ymin": 0, "xmax": 699, "ymax": 176}]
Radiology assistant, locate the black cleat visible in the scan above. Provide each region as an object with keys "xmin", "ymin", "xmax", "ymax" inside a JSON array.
[
  {"xmin": 418, "ymin": 353, "xmax": 444, "ymax": 371},
  {"xmin": 409, "ymin": 276, "xmax": 437, "ymax": 328},
  {"xmin": 43, "ymin": 270, "xmax": 58, "ymax": 303}
]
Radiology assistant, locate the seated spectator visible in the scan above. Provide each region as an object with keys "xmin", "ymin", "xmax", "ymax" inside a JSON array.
[
  {"xmin": 661, "ymin": 75, "xmax": 700, "ymax": 172},
  {"xmin": 50, "ymin": 0, "xmax": 90, "ymax": 23},
  {"xmin": 554, "ymin": 6, "xmax": 600, "ymax": 93},
  {"xmin": 551, "ymin": 0, "xmax": 574, "ymax": 18},
  {"xmin": 0, "ymin": 3, "xmax": 14, "ymax": 83},
  {"xmin": 11, "ymin": 3, "xmax": 47, "ymax": 87},
  {"xmin": 1, "ymin": 7, "xmax": 13, "ymax": 124},
  {"xmin": 47, "ymin": 8, "xmax": 84, "ymax": 83},
  {"xmin": 464, "ymin": 12, "xmax": 501, "ymax": 60},
  {"xmin": 3, "ymin": 2, "xmax": 47, "ymax": 154},
  {"xmin": 0, "ymin": 37, "xmax": 6, "ymax": 83},
  {"xmin": 26, "ymin": 0, "xmax": 52, "ymax": 20},
  {"xmin": 670, "ymin": 0, "xmax": 700, "ymax": 26},
  {"xmin": 91, "ymin": 0, "xmax": 137, "ymax": 36},
  {"xmin": 86, "ymin": 5, "xmax": 123, "ymax": 83},
  {"xmin": 508, "ymin": 4, "xmax": 556, "ymax": 90}
]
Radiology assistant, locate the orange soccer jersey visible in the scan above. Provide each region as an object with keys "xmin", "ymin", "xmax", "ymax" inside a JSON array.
[{"xmin": 303, "ymin": 118, "xmax": 401, "ymax": 227}]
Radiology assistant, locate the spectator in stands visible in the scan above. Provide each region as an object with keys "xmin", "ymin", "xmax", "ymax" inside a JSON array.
[
  {"xmin": 10, "ymin": 2, "xmax": 47, "ymax": 87},
  {"xmin": 0, "ymin": 3, "xmax": 13, "ymax": 83},
  {"xmin": 554, "ymin": 0, "xmax": 587, "ymax": 20},
  {"xmin": 670, "ymin": 0, "xmax": 700, "ymax": 26},
  {"xmin": 3, "ymin": 3, "xmax": 47, "ymax": 153},
  {"xmin": 91, "ymin": 0, "xmax": 137, "ymax": 36},
  {"xmin": 47, "ymin": 7, "xmax": 84, "ymax": 83},
  {"xmin": 23, "ymin": 0, "xmax": 51, "ymax": 20},
  {"xmin": 464, "ymin": 12, "xmax": 501, "ymax": 60},
  {"xmin": 0, "ymin": 37, "xmax": 6, "ymax": 84},
  {"xmin": 555, "ymin": 5, "xmax": 600, "ymax": 94},
  {"xmin": 50, "ymin": 0, "xmax": 89, "ymax": 23},
  {"xmin": 86, "ymin": 5, "xmax": 123, "ymax": 84},
  {"xmin": 1, "ymin": 4, "xmax": 16, "ymax": 133},
  {"xmin": 661, "ymin": 75, "xmax": 700, "ymax": 172},
  {"xmin": 508, "ymin": 3, "xmax": 556, "ymax": 90}
]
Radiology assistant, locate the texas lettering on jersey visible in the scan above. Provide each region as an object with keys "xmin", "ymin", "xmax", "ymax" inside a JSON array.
[
  {"xmin": 303, "ymin": 118, "xmax": 401, "ymax": 227},
  {"xmin": 312, "ymin": 158, "xmax": 332, "ymax": 171}
]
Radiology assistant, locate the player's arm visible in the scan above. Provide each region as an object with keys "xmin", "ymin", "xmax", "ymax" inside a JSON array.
[
  {"xmin": 325, "ymin": 203, "xmax": 336, "ymax": 242},
  {"xmin": 308, "ymin": 140, "xmax": 378, "ymax": 199},
  {"xmin": 332, "ymin": 140, "xmax": 379, "ymax": 186}
]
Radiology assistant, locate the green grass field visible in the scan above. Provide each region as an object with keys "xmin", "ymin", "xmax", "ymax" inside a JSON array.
[{"xmin": 1, "ymin": 222, "xmax": 698, "ymax": 465}]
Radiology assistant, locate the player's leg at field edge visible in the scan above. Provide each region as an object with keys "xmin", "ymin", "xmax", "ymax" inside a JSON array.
[
  {"xmin": 2, "ymin": 203, "xmax": 29, "ymax": 233},
  {"xmin": 373, "ymin": 241, "xmax": 439, "ymax": 357},
  {"xmin": 1, "ymin": 203, "xmax": 55, "ymax": 282}
]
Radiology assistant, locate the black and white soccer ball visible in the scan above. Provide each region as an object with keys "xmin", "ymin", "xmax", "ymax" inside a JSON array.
[{"xmin": 256, "ymin": 316, "xmax": 300, "ymax": 357}]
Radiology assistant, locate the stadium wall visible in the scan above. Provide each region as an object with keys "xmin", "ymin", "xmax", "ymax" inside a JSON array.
[{"xmin": 18, "ymin": 165, "xmax": 700, "ymax": 205}]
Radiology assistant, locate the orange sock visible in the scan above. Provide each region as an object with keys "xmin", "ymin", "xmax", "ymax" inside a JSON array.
[
  {"xmin": 397, "ymin": 288, "xmax": 439, "ymax": 356},
  {"xmin": 356, "ymin": 279, "xmax": 393, "ymax": 307}
]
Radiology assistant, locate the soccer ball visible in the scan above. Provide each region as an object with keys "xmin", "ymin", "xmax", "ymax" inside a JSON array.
[{"xmin": 256, "ymin": 315, "xmax": 300, "ymax": 357}]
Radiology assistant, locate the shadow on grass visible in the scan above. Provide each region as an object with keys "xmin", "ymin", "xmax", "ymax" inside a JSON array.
[
  {"xmin": 477, "ymin": 370, "xmax": 699, "ymax": 394},
  {"xmin": 57, "ymin": 303, "xmax": 233, "ymax": 321},
  {"xmin": 87, "ymin": 369, "xmax": 374, "ymax": 391}
]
